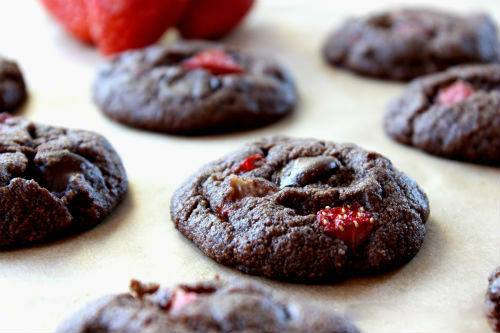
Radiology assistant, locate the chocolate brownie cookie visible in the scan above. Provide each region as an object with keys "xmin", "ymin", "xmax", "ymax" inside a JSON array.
[
  {"xmin": 171, "ymin": 136, "xmax": 429, "ymax": 281},
  {"xmin": 0, "ymin": 56, "xmax": 27, "ymax": 112},
  {"xmin": 323, "ymin": 9, "xmax": 500, "ymax": 81},
  {"xmin": 486, "ymin": 267, "xmax": 500, "ymax": 332},
  {"xmin": 57, "ymin": 278, "xmax": 359, "ymax": 333},
  {"xmin": 384, "ymin": 64, "xmax": 500, "ymax": 165},
  {"xmin": 0, "ymin": 114, "xmax": 127, "ymax": 248},
  {"xmin": 93, "ymin": 41, "xmax": 297, "ymax": 134}
]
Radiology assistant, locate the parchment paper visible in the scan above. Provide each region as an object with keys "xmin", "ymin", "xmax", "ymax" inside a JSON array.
[{"xmin": 0, "ymin": 0, "xmax": 499, "ymax": 332}]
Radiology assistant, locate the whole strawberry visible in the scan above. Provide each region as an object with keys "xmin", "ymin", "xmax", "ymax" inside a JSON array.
[
  {"xmin": 40, "ymin": 0, "xmax": 92, "ymax": 43},
  {"xmin": 317, "ymin": 203, "xmax": 375, "ymax": 249},
  {"xmin": 86, "ymin": 0, "xmax": 190, "ymax": 55},
  {"xmin": 176, "ymin": 0, "xmax": 255, "ymax": 39}
]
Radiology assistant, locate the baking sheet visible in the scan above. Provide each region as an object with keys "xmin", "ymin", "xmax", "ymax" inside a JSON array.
[{"xmin": 0, "ymin": 0, "xmax": 499, "ymax": 332}]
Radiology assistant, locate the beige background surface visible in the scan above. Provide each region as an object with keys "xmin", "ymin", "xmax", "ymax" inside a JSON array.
[{"xmin": 1, "ymin": 0, "xmax": 499, "ymax": 332}]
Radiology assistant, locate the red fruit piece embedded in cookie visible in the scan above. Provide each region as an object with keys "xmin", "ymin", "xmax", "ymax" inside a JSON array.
[
  {"xmin": 176, "ymin": 0, "xmax": 255, "ymax": 39},
  {"xmin": 437, "ymin": 81, "xmax": 476, "ymax": 105},
  {"xmin": 232, "ymin": 154, "xmax": 266, "ymax": 174},
  {"xmin": 40, "ymin": 0, "xmax": 92, "ymax": 43},
  {"xmin": 317, "ymin": 202, "xmax": 374, "ymax": 249},
  {"xmin": 170, "ymin": 289, "xmax": 199, "ymax": 312},
  {"xmin": 182, "ymin": 49, "xmax": 243, "ymax": 75},
  {"xmin": 85, "ymin": 0, "xmax": 190, "ymax": 55}
]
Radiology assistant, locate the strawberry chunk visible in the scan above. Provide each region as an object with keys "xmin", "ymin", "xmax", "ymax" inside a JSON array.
[
  {"xmin": 317, "ymin": 203, "xmax": 374, "ymax": 249},
  {"xmin": 182, "ymin": 49, "xmax": 244, "ymax": 75},
  {"xmin": 437, "ymin": 81, "xmax": 476, "ymax": 105},
  {"xmin": 176, "ymin": 0, "xmax": 255, "ymax": 40},
  {"xmin": 40, "ymin": 0, "xmax": 92, "ymax": 43},
  {"xmin": 170, "ymin": 289, "xmax": 199, "ymax": 312},
  {"xmin": 232, "ymin": 154, "xmax": 266, "ymax": 174}
]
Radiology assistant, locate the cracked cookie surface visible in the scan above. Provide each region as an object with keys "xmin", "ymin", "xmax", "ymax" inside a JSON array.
[
  {"xmin": 323, "ymin": 8, "xmax": 500, "ymax": 81},
  {"xmin": 170, "ymin": 136, "xmax": 429, "ymax": 281},
  {"xmin": 93, "ymin": 41, "xmax": 297, "ymax": 134},
  {"xmin": 0, "ymin": 56, "xmax": 27, "ymax": 112},
  {"xmin": 0, "ymin": 114, "xmax": 127, "ymax": 248},
  {"xmin": 57, "ymin": 278, "xmax": 359, "ymax": 333},
  {"xmin": 486, "ymin": 267, "xmax": 500, "ymax": 332},
  {"xmin": 384, "ymin": 64, "xmax": 500, "ymax": 165}
]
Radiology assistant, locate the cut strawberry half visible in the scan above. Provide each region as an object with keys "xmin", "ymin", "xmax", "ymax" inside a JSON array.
[
  {"xmin": 437, "ymin": 81, "xmax": 476, "ymax": 105},
  {"xmin": 317, "ymin": 202, "xmax": 374, "ymax": 249},
  {"xmin": 181, "ymin": 49, "xmax": 244, "ymax": 75},
  {"xmin": 232, "ymin": 154, "xmax": 266, "ymax": 174}
]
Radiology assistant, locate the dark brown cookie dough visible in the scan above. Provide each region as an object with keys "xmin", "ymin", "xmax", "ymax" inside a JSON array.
[
  {"xmin": 0, "ymin": 56, "xmax": 27, "ymax": 112},
  {"xmin": 0, "ymin": 114, "xmax": 127, "ymax": 248},
  {"xmin": 384, "ymin": 64, "xmax": 500, "ymax": 165},
  {"xmin": 57, "ymin": 278, "xmax": 359, "ymax": 333},
  {"xmin": 171, "ymin": 136, "xmax": 429, "ymax": 281},
  {"xmin": 93, "ymin": 40, "xmax": 297, "ymax": 134},
  {"xmin": 486, "ymin": 267, "xmax": 500, "ymax": 332},
  {"xmin": 323, "ymin": 8, "xmax": 500, "ymax": 81}
]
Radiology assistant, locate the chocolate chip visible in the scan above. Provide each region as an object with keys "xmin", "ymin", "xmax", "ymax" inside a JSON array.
[{"xmin": 279, "ymin": 156, "xmax": 338, "ymax": 188}]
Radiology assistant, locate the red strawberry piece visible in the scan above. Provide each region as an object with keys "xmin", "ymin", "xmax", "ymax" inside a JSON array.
[
  {"xmin": 85, "ymin": 0, "xmax": 190, "ymax": 55},
  {"xmin": 40, "ymin": 0, "xmax": 92, "ymax": 43},
  {"xmin": 170, "ymin": 289, "xmax": 199, "ymax": 312},
  {"xmin": 232, "ymin": 154, "xmax": 266, "ymax": 174},
  {"xmin": 317, "ymin": 202, "xmax": 374, "ymax": 249},
  {"xmin": 437, "ymin": 81, "xmax": 476, "ymax": 106},
  {"xmin": 182, "ymin": 49, "xmax": 243, "ymax": 75},
  {"xmin": 176, "ymin": 0, "xmax": 255, "ymax": 39}
]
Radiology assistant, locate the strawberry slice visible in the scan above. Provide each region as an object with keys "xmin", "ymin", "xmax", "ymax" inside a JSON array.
[
  {"xmin": 85, "ymin": 0, "xmax": 190, "ymax": 55},
  {"xmin": 176, "ymin": 0, "xmax": 255, "ymax": 39},
  {"xmin": 317, "ymin": 203, "xmax": 374, "ymax": 249},
  {"xmin": 232, "ymin": 154, "xmax": 266, "ymax": 174},
  {"xmin": 40, "ymin": 0, "xmax": 92, "ymax": 43},
  {"xmin": 437, "ymin": 81, "xmax": 476, "ymax": 105},
  {"xmin": 182, "ymin": 49, "xmax": 244, "ymax": 75}
]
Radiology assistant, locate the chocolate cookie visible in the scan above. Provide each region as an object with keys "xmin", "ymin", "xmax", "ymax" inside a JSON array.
[
  {"xmin": 171, "ymin": 136, "xmax": 429, "ymax": 281},
  {"xmin": 384, "ymin": 64, "xmax": 500, "ymax": 165},
  {"xmin": 0, "ymin": 114, "xmax": 127, "ymax": 248},
  {"xmin": 57, "ymin": 278, "xmax": 359, "ymax": 333},
  {"xmin": 93, "ymin": 41, "xmax": 297, "ymax": 134},
  {"xmin": 323, "ymin": 8, "xmax": 500, "ymax": 81},
  {"xmin": 0, "ymin": 56, "xmax": 27, "ymax": 112},
  {"xmin": 486, "ymin": 267, "xmax": 500, "ymax": 332}
]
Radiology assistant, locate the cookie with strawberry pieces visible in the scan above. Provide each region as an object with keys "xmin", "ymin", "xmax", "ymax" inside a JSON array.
[
  {"xmin": 171, "ymin": 136, "xmax": 429, "ymax": 281},
  {"xmin": 384, "ymin": 64, "xmax": 500, "ymax": 165},
  {"xmin": 57, "ymin": 278, "xmax": 359, "ymax": 333},
  {"xmin": 93, "ymin": 41, "xmax": 296, "ymax": 134},
  {"xmin": 323, "ymin": 8, "xmax": 500, "ymax": 81}
]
